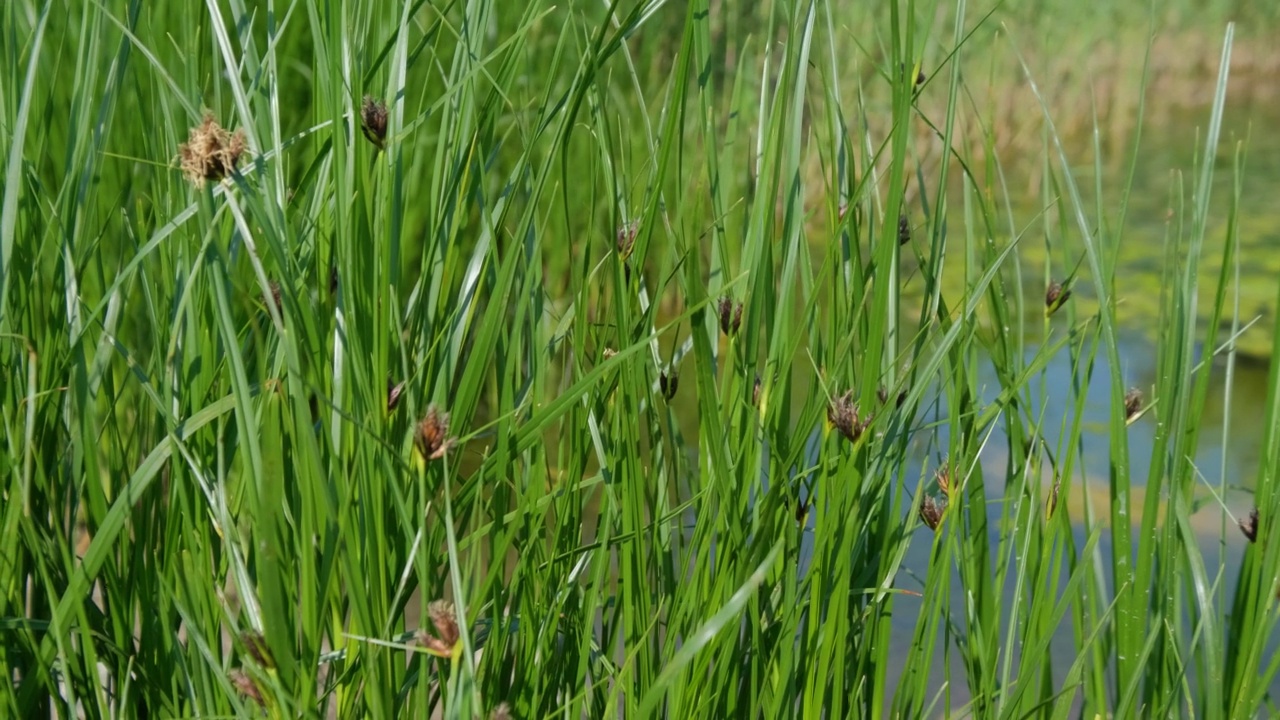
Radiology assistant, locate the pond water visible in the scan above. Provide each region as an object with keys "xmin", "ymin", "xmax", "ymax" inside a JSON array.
[{"xmin": 867, "ymin": 98, "xmax": 1280, "ymax": 712}]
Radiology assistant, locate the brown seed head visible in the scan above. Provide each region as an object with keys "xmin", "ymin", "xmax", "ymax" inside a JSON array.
[
  {"xmin": 919, "ymin": 495, "xmax": 943, "ymax": 530},
  {"xmin": 415, "ymin": 405, "xmax": 454, "ymax": 461},
  {"xmin": 428, "ymin": 599, "xmax": 460, "ymax": 648},
  {"xmin": 1240, "ymin": 507, "xmax": 1259, "ymax": 543},
  {"xmin": 228, "ymin": 668, "xmax": 264, "ymax": 706},
  {"xmin": 898, "ymin": 214, "xmax": 911, "ymax": 245},
  {"xmin": 240, "ymin": 631, "xmax": 274, "ymax": 669},
  {"xmin": 827, "ymin": 391, "xmax": 870, "ymax": 444},
  {"xmin": 616, "ymin": 220, "xmax": 639, "ymax": 259},
  {"xmin": 752, "ymin": 374, "xmax": 762, "ymax": 406},
  {"xmin": 178, "ymin": 113, "xmax": 246, "ymax": 188},
  {"xmin": 660, "ymin": 370, "xmax": 679, "ymax": 400},
  {"xmin": 717, "ymin": 297, "xmax": 743, "ymax": 336},
  {"xmin": 491, "ymin": 702, "xmax": 514, "ymax": 720},
  {"xmin": 1045, "ymin": 281, "xmax": 1071, "ymax": 315},
  {"xmin": 1123, "ymin": 387, "xmax": 1143, "ymax": 420},
  {"xmin": 602, "ymin": 348, "xmax": 618, "ymax": 360},
  {"xmin": 935, "ymin": 465, "xmax": 952, "ymax": 498},
  {"xmin": 877, "ymin": 386, "xmax": 889, "ymax": 405},
  {"xmin": 360, "ymin": 96, "xmax": 388, "ymax": 149},
  {"xmin": 387, "ymin": 378, "xmax": 406, "ymax": 413}
]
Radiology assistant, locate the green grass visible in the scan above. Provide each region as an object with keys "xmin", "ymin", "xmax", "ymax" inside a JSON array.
[{"xmin": 2, "ymin": 0, "xmax": 1278, "ymax": 718}]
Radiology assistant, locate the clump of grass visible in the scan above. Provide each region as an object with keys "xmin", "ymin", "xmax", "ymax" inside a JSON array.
[{"xmin": 2, "ymin": 2, "xmax": 1276, "ymax": 718}]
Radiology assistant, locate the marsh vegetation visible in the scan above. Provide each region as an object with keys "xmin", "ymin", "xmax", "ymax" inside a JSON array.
[{"xmin": 3, "ymin": 1, "xmax": 1280, "ymax": 717}]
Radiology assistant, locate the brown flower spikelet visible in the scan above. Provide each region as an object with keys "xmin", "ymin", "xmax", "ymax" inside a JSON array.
[
  {"xmin": 429, "ymin": 600, "xmax": 460, "ymax": 645},
  {"xmin": 717, "ymin": 297, "xmax": 743, "ymax": 336},
  {"xmin": 178, "ymin": 113, "xmax": 246, "ymax": 188},
  {"xmin": 616, "ymin": 221, "xmax": 639, "ymax": 259},
  {"xmin": 1123, "ymin": 387, "xmax": 1143, "ymax": 420},
  {"xmin": 387, "ymin": 378, "xmax": 406, "ymax": 413},
  {"xmin": 659, "ymin": 370, "xmax": 678, "ymax": 400},
  {"xmin": 1240, "ymin": 507, "xmax": 1259, "ymax": 543},
  {"xmin": 898, "ymin": 214, "xmax": 911, "ymax": 245},
  {"xmin": 935, "ymin": 465, "xmax": 952, "ymax": 498},
  {"xmin": 415, "ymin": 405, "xmax": 454, "ymax": 460},
  {"xmin": 828, "ymin": 391, "xmax": 870, "ymax": 443},
  {"xmin": 920, "ymin": 495, "xmax": 943, "ymax": 530},
  {"xmin": 1045, "ymin": 281, "xmax": 1071, "ymax": 316},
  {"xmin": 228, "ymin": 668, "xmax": 264, "ymax": 706},
  {"xmin": 415, "ymin": 599, "xmax": 460, "ymax": 655},
  {"xmin": 240, "ymin": 631, "xmax": 274, "ymax": 669},
  {"xmin": 361, "ymin": 96, "xmax": 388, "ymax": 149}
]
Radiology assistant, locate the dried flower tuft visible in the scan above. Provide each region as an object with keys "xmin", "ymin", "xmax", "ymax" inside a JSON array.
[
  {"xmin": 429, "ymin": 600, "xmax": 460, "ymax": 647},
  {"xmin": 602, "ymin": 348, "xmax": 618, "ymax": 360},
  {"xmin": 919, "ymin": 494, "xmax": 944, "ymax": 531},
  {"xmin": 491, "ymin": 702, "xmax": 514, "ymax": 720},
  {"xmin": 717, "ymin": 296, "xmax": 744, "ymax": 336},
  {"xmin": 360, "ymin": 96, "xmax": 389, "ymax": 149},
  {"xmin": 415, "ymin": 600, "xmax": 460, "ymax": 656},
  {"xmin": 827, "ymin": 391, "xmax": 871, "ymax": 444},
  {"xmin": 240, "ymin": 631, "xmax": 274, "ymax": 669},
  {"xmin": 659, "ymin": 370, "xmax": 679, "ymax": 400},
  {"xmin": 178, "ymin": 113, "xmax": 246, "ymax": 188},
  {"xmin": 1240, "ymin": 507, "xmax": 1259, "ymax": 543},
  {"xmin": 898, "ymin": 214, "xmax": 911, "ymax": 245},
  {"xmin": 1123, "ymin": 387, "xmax": 1143, "ymax": 421},
  {"xmin": 838, "ymin": 202, "xmax": 850, "ymax": 222},
  {"xmin": 414, "ymin": 405, "xmax": 455, "ymax": 461},
  {"xmin": 1045, "ymin": 281, "xmax": 1071, "ymax": 316},
  {"xmin": 228, "ymin": 668, "xmax": 264, "ymax": 706}
]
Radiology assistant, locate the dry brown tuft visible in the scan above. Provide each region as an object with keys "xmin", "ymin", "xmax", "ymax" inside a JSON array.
[
  {"xmin": 178, "ymin": 113, "xmax": 246, "ymax": 188},
  {"xmin": 414, "ymin": 599, "xmax": 461, "ymax": 656},
  {"xmin": 415, "ymin": 404, "xmax": 455, "ymax": 461},
  {"xmin": 828, "ymin": 391, "xmax": 871, "ymax": 444}
]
